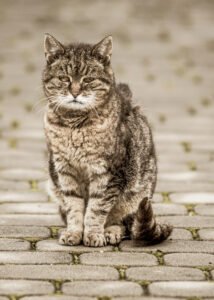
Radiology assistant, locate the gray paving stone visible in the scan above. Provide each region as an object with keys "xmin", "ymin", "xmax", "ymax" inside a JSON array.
[
  {"xmin": 0, "ymin": 191, "xmax": 48, "ymax": 202},
  {"xmin": 170, "ymin": 193, "xmax": 214, "ymax": 204},
  {"xmin": 157, "ymin": 215, "xmax": 214, "ymax": 228},
  {"xmin": 120, "ymin": 240, "xmax": 214, "ymax": 253},
  {"xmin": 153, "ymin": 203, "xmax": 187, "ymax": 215},
  {"xmin": 112, "ymin": 298, "xmax": 180, "ymax": 300},
  {"xmin": 126, "ymin": 266, "xmax": 204, "ymax": 281},
  {"xmin": 0, "ymin": 202, "xmax": 58, "ymax": 214},
  {"xmin": 156, "ymin": 182, "xmax": 214, "ymax": 193},
  {"xmin": 152, "ymin": 193, "xmax": 163, "ymax": 203},
  {"xmin": 169, "ymin": 228, "xmax": 192, "ymax": 240},
  {"xmin": 0, "ymin": 297, "xmax": 8, "ymax": 300},
  {"xmin": 0, "ymin": 225, "xmax": 50, "ymax": 238},
  {"xmin": 0, "ymin": 214, "xmax": 64, "ymax": 226},
  {"xmin": 22, "ymin": 297, "xmax": 95, "ymax": 300},
  {"xmin": 63, "ymin": 281, "xmax": 142, "ymax": 297},
  {"xmin": 0, "ymin": 168, "xmax": 46, "ymax": 181},
  {"xmin": 199, "ymin": 229, "xmax": 214, "ymax": 240},
  {"xmin": 195, "ymin": 204, "xmax": 214, "ymax": 216},
  {"xmin": 0, "ymin": 238, "xmax": 30, "ymax": 250},
  {"xmin": 0, "ymin": 180, "xmax": 29, "ymax": 190},
  {"xmin": 0, "ymin": 279, "xmax": 54, "ymax": 295},
  {"xmin": 37, "ymin": 239, "xmax": 113, "ymax": 252},
  {"xmin": 164, "ymin": 253, "xmax": 214, "ymax": 267},
  {"xmin": 80, "ymin": 252, "xmax": 157, "ymax": 266},
  {"xmin": 150, "ymin": 281, "xmax": 214, "ymax": 297},
  {"xmin": 0, "ymin": 265, "xmax": 118, "ymax": 280},
  {"xmin": 0, "ymin": 251, "xmax": 72, "ymax": 264}
]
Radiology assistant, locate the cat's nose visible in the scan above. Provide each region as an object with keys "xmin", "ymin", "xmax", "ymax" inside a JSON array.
[{"xmin": 71, "ymin": 82, "xmax": 81, "ymax": 98}]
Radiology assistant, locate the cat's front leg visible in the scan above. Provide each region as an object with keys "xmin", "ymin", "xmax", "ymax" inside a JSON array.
[
  {"xmin": 58, "ymin": 173, "xmax": 85, "ymax": 246},
  {"xmin": 83, "ymin": 184, "xmax": 119, "ymax": 247}
]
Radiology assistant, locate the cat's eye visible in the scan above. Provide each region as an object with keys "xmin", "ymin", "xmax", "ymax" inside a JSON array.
[
  {"xmin": 83, "ymin": 77, "xmax": 94, "ymax": 84},
  {"xmin": 59, "ymin": 76, "xmax": 70, "ymax": 82}
]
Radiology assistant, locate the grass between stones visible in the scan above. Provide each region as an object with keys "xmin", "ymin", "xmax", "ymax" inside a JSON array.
[
  {"xmin": 161, "ymin": 192, "xmax": 171, "ymax": 203},
  {"xmin": 29, "ymin": 180, "xmax": 39, "ymax": 191},
  {"xmin": 185, "ymin": 204, "xmax": 196, "ymax": 216},
  {"xmin": 198, "ymin": 266, "xmax": 213, "ymax": 281},
  {"xmin": 186, "ymin": 227, "xmax": 200, "ymax": 240},
  {"xmin": 137, "ymin": 280, "xmax": 150, "ymax": 296}
]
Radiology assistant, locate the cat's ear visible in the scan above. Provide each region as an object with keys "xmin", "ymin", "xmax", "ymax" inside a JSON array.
[
  {"xmin": 93, "ymin": 36, "xmax": 113, "ymax": 62},
  {"xmin": 44, "ymin": 33, "xmax": 64, "ymax": 63}
]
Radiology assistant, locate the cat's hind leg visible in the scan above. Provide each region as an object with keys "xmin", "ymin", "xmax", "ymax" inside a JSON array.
[{"xmin": 104, "ymin": 225, "xmax": 125, "ymax": 245}]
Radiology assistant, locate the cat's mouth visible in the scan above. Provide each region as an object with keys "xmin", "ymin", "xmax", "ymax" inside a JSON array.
[{"xmin": 68, "ymin": 99, "xmax": 83, "ymax": 105}]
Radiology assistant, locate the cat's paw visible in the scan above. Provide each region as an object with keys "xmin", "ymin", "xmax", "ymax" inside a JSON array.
[
  {"xmin": 83, "ymin": 232, "xmax": 106, "ymax": 247},
  {"xmin": 104, "ymin": 225, "xmax": 124, "ymax": 245},
  {"xmin": 59, "ymin": 230, "xmax": 82, "ymax": 246}
]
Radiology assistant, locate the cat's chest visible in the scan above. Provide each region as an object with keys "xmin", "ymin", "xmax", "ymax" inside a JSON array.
[{"xmin": 47, "ymin": 119, "xmax": 114, "ymax": 175}]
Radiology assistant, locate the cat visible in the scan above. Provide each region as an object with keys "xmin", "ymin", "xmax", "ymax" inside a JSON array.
[{"xmin": 43, "ymin": 33, "xmax": 172, "ymax": 247}]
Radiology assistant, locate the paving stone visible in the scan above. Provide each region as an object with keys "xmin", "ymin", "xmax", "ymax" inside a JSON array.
[
  {"xmin": 0, "ymin": 214, "xmax": 64, "ymax": 226},
  {"xmin": 0, "ymin": 180, "xmax": 29, "ymax": 190},
  {"xmin": 0, "ymin": 279, "xmax": 54, "ymax": 295},
  {"xmin": 195, "ymin": 204, "xmax": 214, "ymax": 216},
  {"xmin": 157, "ymin": 215, "xmax": 214, "ymax": 228},
  {"xmin": 153, "ymin": 203, "xmax": 187, "ymax": 215},
  {"xmin": 0, "ymin": 226, "xmax": 50, "ymax": 238},
  {"xmin": 156, "ymin": 182, "xmax": 214, "ymax": 193},
  {"xmin": 80, "ymin": 252, "xmax": 157, "ymax": 266},
  {"xmin": 0, "ymin": 191, "xmax": 48, "ymax": 202},
  {"xmin": 120, "ymin": 240, "xmax": 214, "ymax": 253},
  {"xmin": 112, "ymin": 298, "xmax": 180, "ymax": 300},
  {"xmin": 170, "ymin": 193, "xmax": 214, "ymax": 204},
  {"xmin": 0, "ymin": 168, "xmax": 46, "ymax": 181},
  {"xmin": 22, "ymin": 297, "xmax": 95, "ymax": 300},
  {"xmin": 169, "ymin": 228, "xmax": 192, "ymax": 240},
  {"xmin": 0, "ymin": 297, "xmax": 8, "ymax": 300},
  {"xmin": 0, "ymin": 265, "xmax": 118, "ymax": 280},
  {"xmin": 126, "ymin": 266, "xmax": 204, "ymax": 281},
  {"xmin": 199, "ymin": 229, "xmax": 214, "ymax": 240},
  {"xmin": 150, "ymin": 281, "xmax": 214, "ymax": 297},
  {"xmin": 152, "ymin": 193, "xmax": 163, "ymax": 203},
  {"xmin": 0, "ymin": 202, "xmax": 58, "ymax": 214},
  {"xmin": 37, "ymin": 239, "xmax": 113, "ymax": 253},
  {"xmin": 0, "ymin": 251, "xmax": 72, "ymax": 264},
  {"xmin": 63, "ymin": 281, "xmax": 142, "ymax": 297},
  {"xmin": 164, "ymin": 253, "xmax": 214, "ymax": 266},
  {"xmin": 0, "ymin": 238, "xmax": 30, "ymax": 250}
]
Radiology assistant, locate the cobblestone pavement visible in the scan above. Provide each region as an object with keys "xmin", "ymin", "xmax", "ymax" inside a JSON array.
[{"xmin": 0, "ymin": 0, "xmax": 214, "ymax": 299}]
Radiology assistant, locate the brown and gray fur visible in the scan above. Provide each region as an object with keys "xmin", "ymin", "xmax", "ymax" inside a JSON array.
[{"xmin": 43, "ymin": 34, "xmax": 172, "ymax": 247}]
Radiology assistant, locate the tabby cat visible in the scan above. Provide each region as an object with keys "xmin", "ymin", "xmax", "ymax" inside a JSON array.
[{"xmin": 43, "ymin": 34, "xmax": 172, "ymax": 247}]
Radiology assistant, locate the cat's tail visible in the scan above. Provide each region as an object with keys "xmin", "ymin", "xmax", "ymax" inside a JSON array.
[{"xmin": 131, "ymin": 197, "xmax": 172, "ymax": 245}]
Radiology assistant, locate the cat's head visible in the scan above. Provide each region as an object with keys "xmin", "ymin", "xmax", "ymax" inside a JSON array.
[{"xmin": 43, "ymin": 34, "xmax": 114, "ymax": 112}]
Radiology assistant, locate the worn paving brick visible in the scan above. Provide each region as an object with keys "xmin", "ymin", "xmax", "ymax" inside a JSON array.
[
  {"xmin": 153, "ymin": 203, "xmax": 187, "ymax": 215},
  {"xmin": 120, "ymin": 240, "xmax": 214, "ymax": 253},
  {"xmin": 157, "ymin": 215, "xmax": 214, "ymax": 228},
  {"xmin": 63, "ymin": 281, "xmax": 142, "ymax": 297},
  {"xmin": 0, "ymin": 279, "xmax": 54, "ymax": 295},
  {"xmin": 156, "ymin": 182, "xmax": 214, "ymax": 193},
  {"xmin": 0, "ymin": 265, "xmax": 118, "ymax": 280},
  {"xmin": 199, "ymin": 229, "xmax": 214, "ymax": 240},
  {"xmin": 0, "ymin": 180, "xmax": 29, "ymax": 190},
  {"xmin": 0, "ymin": 238, "xmax": 30, "ymax": 250},
  {"xmin": 22, "ymin": 297, "xmax": 95, "ymax": 300},
  {"xmin": 0, "ymin": 191, "xmax": 48, "ymax": 202},
  {"xmin": 112, "ymin": 298, "xmax": 181, "ymax": 300},
  {"xmin": 195, "ymin": 204, "xmax": 214, "ymax": 216},
  {"xmin": 80, "ymin": 252, "xmax": 157, "ymax": 266},
  {"xmin": 37, "ymin": 239, "xmax": 113, "ymax": 252},
  {"xmin": 0, "ymin": 251, "xmax": 72, "ymax": 264},
  {"xmin": 149, "ymin": 281, "xmax": 214, "ymax": 297},
  {"xmin": 0, "ymin": 214, "xmax": 64, "ymax": 226},
  {"xmin": 169, "ymin": 228, "xmax": 192, "ymax": 240},
  {"xmin": 164, "ymin": 253, "xmax": 214, "ymax": 266},
  {"xmin": 0, "ymin": 297, "xmax": 8, "ymax": 300},
  {"xmin": 0, "ymin": 202, "xmax": 58, "ymax": 214},
  {"xmin": 126, "ymin": 266, "xmax": 204, "ymax": 281},
  {"xmin": 170, "ymin": 193, "xmax": 214, "ymax": 204},
  {"xmin": 0, "ymin": 226, "xmax": 50, "ymax": 238},
  {"xmin": 0, "ymin": 168, "xmax": 46, "ymax": 181}
]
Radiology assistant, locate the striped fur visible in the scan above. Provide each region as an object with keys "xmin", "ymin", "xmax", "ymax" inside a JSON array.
[{"xmin": 43, "ymin": 34, "xmax": 172, "ymax": 247}]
